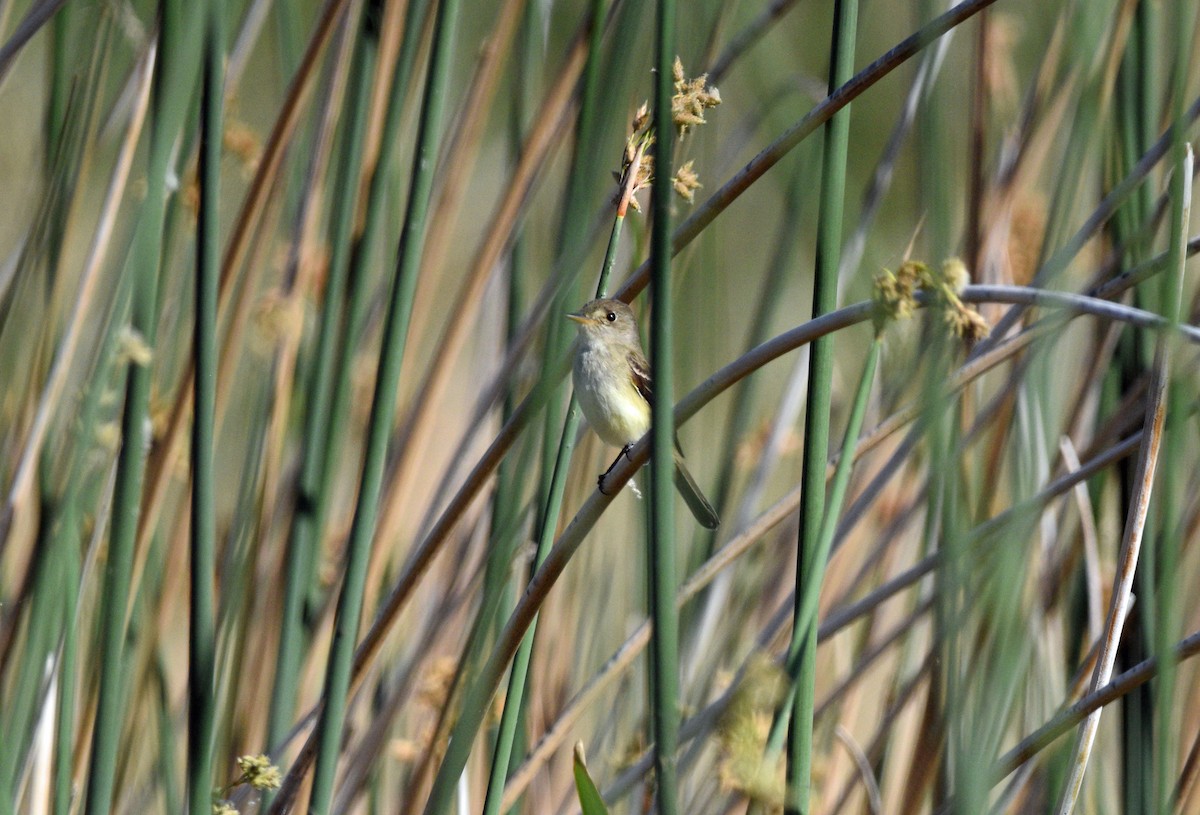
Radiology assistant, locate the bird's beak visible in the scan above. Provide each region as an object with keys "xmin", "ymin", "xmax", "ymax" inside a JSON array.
[{"xmin": 566, "ymin": 313, "xmax": 593, "ymax": 325}]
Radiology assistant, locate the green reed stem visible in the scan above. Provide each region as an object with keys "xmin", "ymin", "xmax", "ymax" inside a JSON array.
[
  {"xmin": 84, "ymin": 1, "xmax": 204, "ymax": 810},
  {"xmin": 186, "ymin": 0, "xmax": 223, "ymax": 812},
  {"xmin": 307, "ymin": 0, "xmax": 461, "ymax": 808},
  {"xmin": 267, "ymin": 0, "xmax": 379, "ymax": 750}
]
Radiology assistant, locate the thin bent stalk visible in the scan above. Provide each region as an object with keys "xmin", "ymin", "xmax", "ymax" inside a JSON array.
[
  {"xmin": 187, "ymin": 0, "xmax": 224, "ymax": 811},
  {"xmin": 306, "ymin": 0, "xmax": 462, "ymax": 809}
]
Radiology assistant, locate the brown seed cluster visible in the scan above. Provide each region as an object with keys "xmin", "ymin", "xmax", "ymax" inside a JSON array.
[
  {"xmin": 671, "ymin": 56, "xmax": 721, "ymax": 136},
  {"xmin": 614, "ymin": 59, "xmax": 721, "ymax": 211}
]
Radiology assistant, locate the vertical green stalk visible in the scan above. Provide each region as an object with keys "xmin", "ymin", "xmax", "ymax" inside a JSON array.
[
  {"xmin": 648, "ymin": 0, "xmax": 679, "ymax": 810},
  {"xmin": 1152, "ymin": 5, "xmax": 1194, "ymax": 811},
  {"xmin": 786, "ymin": 1, "xmax": 857, "ymax": 812},
  {"xmin": 43, "ymin": 1, "xmax": 72, "ymax": 291},
  {"xmin": 187, "ymin": 0, "xmax": 223, "ymax": 812},
  {"xmin": 294, "ymin": 0, "xmax": 434, "ymax": 620},
  {"xmin": 267, "ymin": 0, "xmax": 380, "ymax": 750},
  {"xmin": 790, "ymin": 337, "xmax": 879, "ymax": 671},
  {"xmin": 763, "ymin": 338, "xmax": 879, "ymax": 752},
  {"xmin": 306, "ymin": 0, "xmax": 461, "ymax": 810},
  {"xmin": 917, "ymin": 0, "xmax": 952, "ymax": 261},
  {"xmin": 45, "ymin": 5, "xmax": 71, "ymax": 165},
  {"xmin": 83, "ymin": 1, "xmax": 203, "ymax": 811}
]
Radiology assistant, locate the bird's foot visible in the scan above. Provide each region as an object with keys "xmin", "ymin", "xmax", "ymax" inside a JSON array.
[{"xmin": 597, "ymin": 444, "xmax": 634, "ymax": 495}]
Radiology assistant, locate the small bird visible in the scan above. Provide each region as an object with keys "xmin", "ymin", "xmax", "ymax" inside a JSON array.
[{"xmin": 567, "ymin": 298, "xmax": 720, "ymax": 529}]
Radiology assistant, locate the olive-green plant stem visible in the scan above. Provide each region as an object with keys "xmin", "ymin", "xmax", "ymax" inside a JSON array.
[
  {"xmin": 918, "ymin": 0, "xmax": 951, "ymax": 260},
  {"xmin": 51, "ymin": 512, "xmax": 81, "ymax": 815},
  {"xmin": 186, "ymin": 0, "xmax": 223, "ymax": 812},
  {"xmin": 43, "ymin": 1, "xmax": 73, "ymax": 292},
  {"xmin": 45, "ymin": 4, "xmax": 70, "ymax": 167},
  {"xmin": 1111, "ymin": 34, "xmax": 1160, "ymax": 809},
  {"xmin": 768, "ymin": 336, "xmax": 880, "ymax": 742},
  {"xmin": 785, "ymin": 0, "xmax": 857, "ymax": 811},
  {"xmin": 306, "ymin": 0, "xmax": 461, "ymax": 809},
  {"xmin": 1112, "ymin": 7, "xmax": 1159, "ymax": 811},
  {"xmin": 267, "ymin": 2, "xmax": 379, "ymax": 750},
  {"xmin": 647, "ymin": 0, "xmax": 679, "ymax": 811},
  {"xmin": 83, "ymin": 1, "xmax": 204, "ymax": 811}
]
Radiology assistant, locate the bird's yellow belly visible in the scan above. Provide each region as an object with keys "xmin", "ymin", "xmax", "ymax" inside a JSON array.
[{"xmin": 573, "ymin": 344, "xmax": 650, "ymax": 447}]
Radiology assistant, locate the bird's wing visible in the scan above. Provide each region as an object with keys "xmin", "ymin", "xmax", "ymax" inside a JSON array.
[
  {"xmin": 628, "ymin": 349, "xmax": 652, "ymax": 404},
  {"xmin": 628, "ymin": 349, "xmax": 686, "ymax": 456}
]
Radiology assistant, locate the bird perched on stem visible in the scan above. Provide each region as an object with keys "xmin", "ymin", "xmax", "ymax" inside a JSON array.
[{"xmin": 567, "ymin": 298, "xmax": 720, "ymax": 529}]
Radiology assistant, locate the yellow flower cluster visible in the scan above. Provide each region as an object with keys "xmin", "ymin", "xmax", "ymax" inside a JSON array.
[{"xmin": 872, "ymin": 258, "xmax": 989, "ymax": 343}]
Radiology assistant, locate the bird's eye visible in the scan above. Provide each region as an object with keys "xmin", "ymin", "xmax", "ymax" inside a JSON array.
[{"xmin": 606, "ymin": 311, "xmax": 617, "ymax": 322}]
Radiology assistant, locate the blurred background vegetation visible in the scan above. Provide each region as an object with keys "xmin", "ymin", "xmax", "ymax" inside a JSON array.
[{"xmin": 1, "ymin": 0, "xmax": 1198, "ymax": 812}]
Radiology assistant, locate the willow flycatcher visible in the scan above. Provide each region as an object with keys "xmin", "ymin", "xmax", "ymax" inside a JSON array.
[{"xmin": 568, "ymin": 298, "xmax": 720, "ymax": 529}]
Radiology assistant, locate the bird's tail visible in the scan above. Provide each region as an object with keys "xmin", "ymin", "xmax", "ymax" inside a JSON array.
[{"xmin": 672, "ymin": 454, "xmax": 720, "ymax": 529}]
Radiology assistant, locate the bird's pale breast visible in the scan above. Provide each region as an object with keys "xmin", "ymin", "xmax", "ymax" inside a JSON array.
[{"xmin": 572, "ymin": 337, "xmax": 650, "ymax": 448}]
